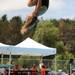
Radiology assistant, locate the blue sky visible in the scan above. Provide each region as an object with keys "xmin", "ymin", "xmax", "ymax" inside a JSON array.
[{"xmin": 0, "ymin": 0, "xmax": 75, "ymax": 20}]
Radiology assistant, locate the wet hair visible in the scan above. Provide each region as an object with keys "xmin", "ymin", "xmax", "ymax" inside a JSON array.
[{"xmin": 42, "ymin": 65, "xmax": 45, "ymax": 68}]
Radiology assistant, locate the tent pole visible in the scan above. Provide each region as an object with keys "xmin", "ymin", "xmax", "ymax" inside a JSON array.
[
  {"xmin": 55, "ymin": 55, "xmax": 56, "ymax": 74},
  {"xmin": 1, "ymin": 53, "xmax": 3, "ymax": 64},
  {"xmin": 8, "ymin": 52, "xmax": 11, "ymax": 75}
]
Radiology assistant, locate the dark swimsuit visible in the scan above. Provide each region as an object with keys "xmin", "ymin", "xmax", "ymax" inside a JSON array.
[
  {"xmin": 28, "ymin": 0, "xmax": 49, "ymax": 30},
  {"xmin": 42, "ymin": 0, "xmax": 49, "ymax": 8}
]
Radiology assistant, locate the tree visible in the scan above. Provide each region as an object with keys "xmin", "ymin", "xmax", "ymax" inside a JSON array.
[
  {"xmin": 18, "ymin": 55, "xmax": 41, "ymax": 67},
  {"xmin": 1, "ymin": 14, "xmax": 7, "ymax": 22},
  {"xmin": 33, "ymin": 20, "xmax": 60, "ymax": 47},
  {"xmin": 9, "ymin": 16, "xmax": 23, "ymax": 44},
  {"xmin": 56, "ymin": 41, "xmax": 64, "ymax": 54},
  {"xmin": 0, "ymin": 16, "xmax": 10, "ymax": 43}
]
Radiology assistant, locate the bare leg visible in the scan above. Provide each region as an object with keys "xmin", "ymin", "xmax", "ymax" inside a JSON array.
[
  {"xmin": 21, "ymin": 16, "xmax": 33, "ymax": 34},
  {"xmin": 21, "ymin": 15, "xmax": 37, "ymax": 35},
  {"xmin": 20, "ymin": 0, "xmax": 40, "ymax": 35}
]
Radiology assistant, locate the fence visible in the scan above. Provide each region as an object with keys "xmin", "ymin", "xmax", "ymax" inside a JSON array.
[{"xmin": 0, "ymin": 58, "xmax": 75, "ymax": 73}]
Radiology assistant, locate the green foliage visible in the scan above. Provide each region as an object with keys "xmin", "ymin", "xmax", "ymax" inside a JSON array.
[
  {"xmin": 0, "ymin": 15, "xmax": 11, "ymax": 43},
  {"xmin": 33, "ymin": 20, "xmax": 60, "ymax": 47},
  {"xmin": 18, "ymin": 55, "xmax": 41, "ymax": 67},
  {"xmin": 0, "ymin": 15, "xmax": 75, "ymax": 60},
  {"xmin": 1, "ymin": 14, "xmax": 7, "ymax": 22},
  {"xmin": 56, "ymin": 52, "xmax": 74, "ymax": 60},
  {"xmin": 56, "ymin": 41, "xmax": 64, "ymax": 54},
  {"xmin": 55, "ymin": 52, "xmax": 75, "ymax": 71},
  {"xmin": 9, "ymin": 16, "xmax": 23, "ymax": 44},
  {"xmin": 0, "ymin": 15, "xmax": 23, "ymax": 44}
]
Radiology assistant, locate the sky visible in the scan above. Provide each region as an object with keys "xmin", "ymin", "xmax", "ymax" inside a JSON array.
[{"xmin": 0, "ymin": 0, "xmax": 75, "ymax": 20}]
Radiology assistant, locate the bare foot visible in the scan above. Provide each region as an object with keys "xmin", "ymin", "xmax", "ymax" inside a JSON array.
[{"xmin": 21, "ymin": 27, "xmax": 29, "ymax": 35}]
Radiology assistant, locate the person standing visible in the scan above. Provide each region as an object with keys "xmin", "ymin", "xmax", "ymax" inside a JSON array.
[
  {"xmin": 31, "ymin": 64, "xmax": 37, "ymax": 75},
  {"xmin": 40, "ymin": 65, "xmax": 46, "ymax": 75}
]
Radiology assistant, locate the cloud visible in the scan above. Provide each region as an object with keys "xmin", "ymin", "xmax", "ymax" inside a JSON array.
[
  {"xmin": 0, "ymin": 0, "xmax": 28, "ymax": 12},
  {"xmin": 49, "ymin": 0, "xmax": 65, "ymax": 11},
  {"xmin": 1, "ymin": 0, "xmax": 74, "ymax": 19},
  {"xmin": 0, "ymin": 0, "xmax": 65, "ymax": 13}
]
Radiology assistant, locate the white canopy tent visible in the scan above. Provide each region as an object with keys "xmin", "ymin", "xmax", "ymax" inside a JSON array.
[
  {"xmin": 0, "ymin": 38, "xmax": 57, "ymax": 74},
  {"xmin": 0, "ymin": 43, "xmax": 9, "ymax": 46},
  {"xmin": 0, "ymin": 37, "xmax": 56, "ymax": 56}
]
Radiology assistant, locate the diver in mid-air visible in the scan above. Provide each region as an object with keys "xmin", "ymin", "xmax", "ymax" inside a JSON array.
[{"xmin": 21, "ymin": 0, "xmax": 49, "ymax": 35}]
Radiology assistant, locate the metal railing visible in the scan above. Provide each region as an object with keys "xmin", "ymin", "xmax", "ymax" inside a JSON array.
[{"xmin": 0, "ymin": 58, "xmax": 75, "ymax": 72}]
